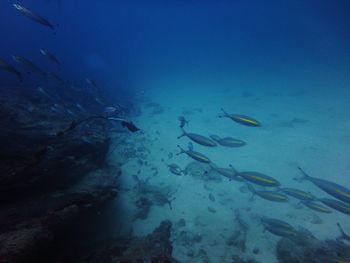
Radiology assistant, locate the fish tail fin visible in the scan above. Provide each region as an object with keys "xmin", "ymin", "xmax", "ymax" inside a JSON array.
[
  {"xmin": 176, "ymin": 145, "xmax": 185, "ymax": 155},
  {"xmin": 246, "ymin": 183, "xmax": 256, "ymax": 200},
  {"xmin": 246, "ymin": 183, "xmax": 255, "ymax": 193},
  {"xmin": 336, "ymin": 222, "xmax": 348, "ymax": 240},
  {"xmin": 297, "ymin": 166, "xmax": 310, "ymax": 180},
  {"xmin": 219, "ymin": 108, "xmax": 228, "ymax": 117},
  {"xmin": 229, "ymin": 164, "xmax": 238, "ymax": 174},
  {"xmin": 177, "ymin": 128, "xmax": 186, "ymax": 139}
]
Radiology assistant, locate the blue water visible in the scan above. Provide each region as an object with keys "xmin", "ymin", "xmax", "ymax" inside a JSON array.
[{"xmin": 1, "ymin": 0, "xmax": 350, "ymax": 262}]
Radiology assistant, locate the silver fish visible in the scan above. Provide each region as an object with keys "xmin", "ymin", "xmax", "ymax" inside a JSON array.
[
  {"xmin": 86, "ymin": 78, "xmax": 98, "ymax": 89},
  {"xmin": 49, "ymin": 72, "xmax": 64, "ymax": 83},
  {"xmin": 40, "ymin": 49, "xmax": 60, "ymax": 65},
  {"xmin": 13, "ymin": 4, "xmax": 56, "ymax": 31},
  {"xmin": 0, "ymin": 58, "xmax": 22, "ymax": 81},
  {"xmin": 12, "ymin": 56, "xmax": 46, "ymax": 76}
]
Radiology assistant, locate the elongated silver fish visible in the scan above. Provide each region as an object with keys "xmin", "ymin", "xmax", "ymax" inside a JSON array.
[
  {"xmin": 12, "ymin": 56, "xmax": 46, "ymax": 76},
  {"xmin": 177, "ymin": 145, "xmax": 211, "ymax": 163},
  {"xmin": 238, "ymin": 171, "xmax": 280, "ymax": 187},
  {"xmin": 219, "ymin": 108, "xmax": 261, "ymax": 127},
  {"xmin": 13, "ymin": 4, "xmax": 56, "ymax": 31},
  {"xmin": 209, "ymin": 163, "xmax": 243, "ymax": 182},
  {"xmin": 178, "ymin": 129, "xmax": 217, "ymax": 147},
  {"xmin": 86, "ymin": 78, "xmax": 98, "ymax": 90},
  {"xmin": 279, "ymin": 187, "xmax": 316, "ymax": 201},
  {"xmin": 40, "ymin": 49, "xmax": 60, "ymax": 65},
  {"xmin": 49, "ymin": 72, "xmax": 64, "ymax": 83},
  {"xmin": 247, "ymin": 184, "xmax": 288, "ymax": 202},
  {"xmin": 0, "ymin": 58, "xmax": 22, "ymax": 81},
  {"xmin": 298, "ymin": 167, "xmax": 350, "ymax": 204},
  {"xmin": 261, "ymin": 217, "xmax": 294, "ymax": 231}
]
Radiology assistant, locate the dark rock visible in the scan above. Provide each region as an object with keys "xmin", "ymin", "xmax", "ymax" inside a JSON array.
[{"xmin": 276, "ymin": 228, "xmax": 350, "ymax": 263}]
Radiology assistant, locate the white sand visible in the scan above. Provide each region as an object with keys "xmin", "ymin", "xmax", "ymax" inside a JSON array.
[{"xmin": 108, "ymin": 83, "xmax": 350, "ymax": 262}]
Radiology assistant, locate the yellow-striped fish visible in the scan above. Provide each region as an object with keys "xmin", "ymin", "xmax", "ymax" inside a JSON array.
[{"xmin": 219, "ymin": 108, "xmax": 261, "ymax": 127}]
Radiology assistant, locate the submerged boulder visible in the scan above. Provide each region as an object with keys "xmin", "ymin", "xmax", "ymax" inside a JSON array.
[{"xmin": 276, "ymin": 228, "xmax": 350, "ymax": 263}]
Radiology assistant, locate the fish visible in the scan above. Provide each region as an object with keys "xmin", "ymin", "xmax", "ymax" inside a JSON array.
[
  {"xmin": 121, "ymin": 121, "xmax": 140, "ymax": 133},
  {"xmin": 177, "ymin": 145, "xmax": 211, "ymax": 163},
  {"xmin": 178, "ymin": 129, "xmax": 217, "ymax": 147},
  {"xmin": 76, "ymin": 103, "xmax": 86, "ymax": 112},
  {"xmin": 337, "ymin": 222, "xmax": 350, "ymax": 242},
  {"xmin": 247, "ymin": 184, "xmax": 288, "ymax": 202},
  {"xmin": 13, "ymin": 4, "xmax": 57, "ymax": 31},
  {"xmin": 12, "ymin": 56, "xmax": 46, "ymax": 76},
  {"xmin": 298, "ymin": 167, "xmax": 350, "ymax": 204},
  {"xmin": 264, "ymin": 225, "xmax": 298, "ymax": 238},
  {"xmin": 86, "ymin": 78, "xmax": 98, "ymax": 89},
  {"xmin": 178, "ymin": 116, "xmax": 189, "ymax": 128},
  {"xmin": 49, "ymin": 72, "xmax": 64, "ymax": 83},
  {"xmin": 0, "ymin": 58, "xmax": 22, "ymax": 81},
  {"xmin": 210, "ymin": 135, "xmax": 246, "ymax": 147},
  {"xmin": 209, "ymin": 164, "xmax": 244, "ymax": 182},
  {"xmin": 319, "ymin": 198, "xmax": 350, "ymax": 215},
  {"xmin": 104, "ymin": 106, "xmax": 118, "ymax": 114},
  {"xmin": 167, "ymin": 164, "xmax": 183, "ymax": 176},
  {"xmin": 37, "ymin": 86, "xmax": 52, "ymax": 98},
  {"xmin": 219, "ymin": 108, "xmax": 261, "ymax": 127},
  {"xmin": 302, "ymin": 201, "xmax": 332, "ymax": 213},
  {"xmin": 40, "ymin": 49, "xmax": 60, "ymax": 65},
  {"xmin": 278, "ymin": 187, "xmax": 316, "ymax": 201},
  {"xmin": 261, "ymin": 217, "xmax": 294, "ymax": 231},
  {"xmin": 238, "ymin": 171, "xmax": 280, "ymax": 187},
  {"xmin": 95, "ymin": 98, "xmax": 105, "ymax": 105}
]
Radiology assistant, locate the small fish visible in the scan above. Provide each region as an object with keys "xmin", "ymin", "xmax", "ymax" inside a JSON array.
[
  {"xmin": 178, "ymin": 129, "xmax": 217, "ymax": 147},
  {"xmin": 40, "ymin": 49, "xmax": 60, "ymax": 65},
  {"xmin": 104, "ymin": 106, "xmax": 118, "ymax": 114},
  {"xmin": 178, "ymin": 116, "xmax": 189, "ymax": 128},
  {"xmin": 209, "ymin": 193, "xmax": 215, "ymax": 202},
  {"xmin": 247, "ymin": 184, "xmax": 288, "ymax": 202},
  {"xmin": 167, "ymin": 164, "xmax": 183, "ymax": 176},
  {"xmin": 209, "ymin": 163, "xmax": 243, "ymax": 182},
  {"xmin": 12, "ymin": 56, "xmax": 46, "ymax": 76},
  {"xmin": 261, "ymin": 217, "xmax": 294, "ymax": 231},
  {"xmin": 264, "ymin": 225, "xmax": 298, "ymax": 238},
  {"xmin": 0, "ymin": 58, "xmax": 22, "ymax": 81},
  {"xmin": 298, "ymin": 167, "xmax": 350, "ymax": 204},
  {"xmin": 49, "ymin": 72, "xmax": 64, "ymax": 83},
  {"xmin": 337, "ymin": 222, "xmax": 350, "ymax": 242},
  {"xmin": 37, "ymin": 86, "xmax": 51, "ymax": 98},
  {"xmin": 279, "ymin": 187, "xmax": 316, "ymax": 201},
  {"xmin": 319, "ymin": 198, "xmax": 350, "ymax": 215},
  {"xmin": 177, "ymin": 145, "xmax": 211, "ymax": 163},
  {"xmin": 86, "ymin": 78, "xmax": 98, "ymax": 89},
  {"xmin": 302, "ymin": 201, "xmax": 332, "ymax": 214},
  {"xmin": 238, "ymin": 171, "xmax": 280, "ymax": 187},
  {"xmin": 95, "ymin": 97, "xmax": 105, "ymax": 105},
  {"xmin": 219, "ymin": 108, "xmax": 261, "ymax": 127},
  {"xmin": 76, "ymin": 103, "xmax": 86, "ymax": 112},
  {"xmin": 13, "ymin": 4, "xmax": 57, "ymax": 31},
  {"xmin": 210, "ymin": 135, "xmax": 246, "ymax": 147}
]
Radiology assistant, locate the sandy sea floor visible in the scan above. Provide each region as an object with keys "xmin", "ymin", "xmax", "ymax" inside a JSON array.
[{"xmin": 107, "ymin": 83, "xmax": 350, "ymax": 262}]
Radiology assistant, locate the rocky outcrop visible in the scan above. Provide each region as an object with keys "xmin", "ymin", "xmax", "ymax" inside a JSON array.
[
  {"xmin": 276, "ymin": 227, "xmax": 350, "ymax": 263},
  {"xmin": 75, "ymin": 220, "xmax": 180, "ymax": 263},
  {"xmin": 0, "ymin": 87, "xmax": 119, "ymax": 262}
]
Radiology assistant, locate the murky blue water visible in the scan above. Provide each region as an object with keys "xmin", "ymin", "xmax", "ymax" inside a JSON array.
[{"xmin": 1, "ymin": 1, "xmax": 350, "ymax": 262}]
